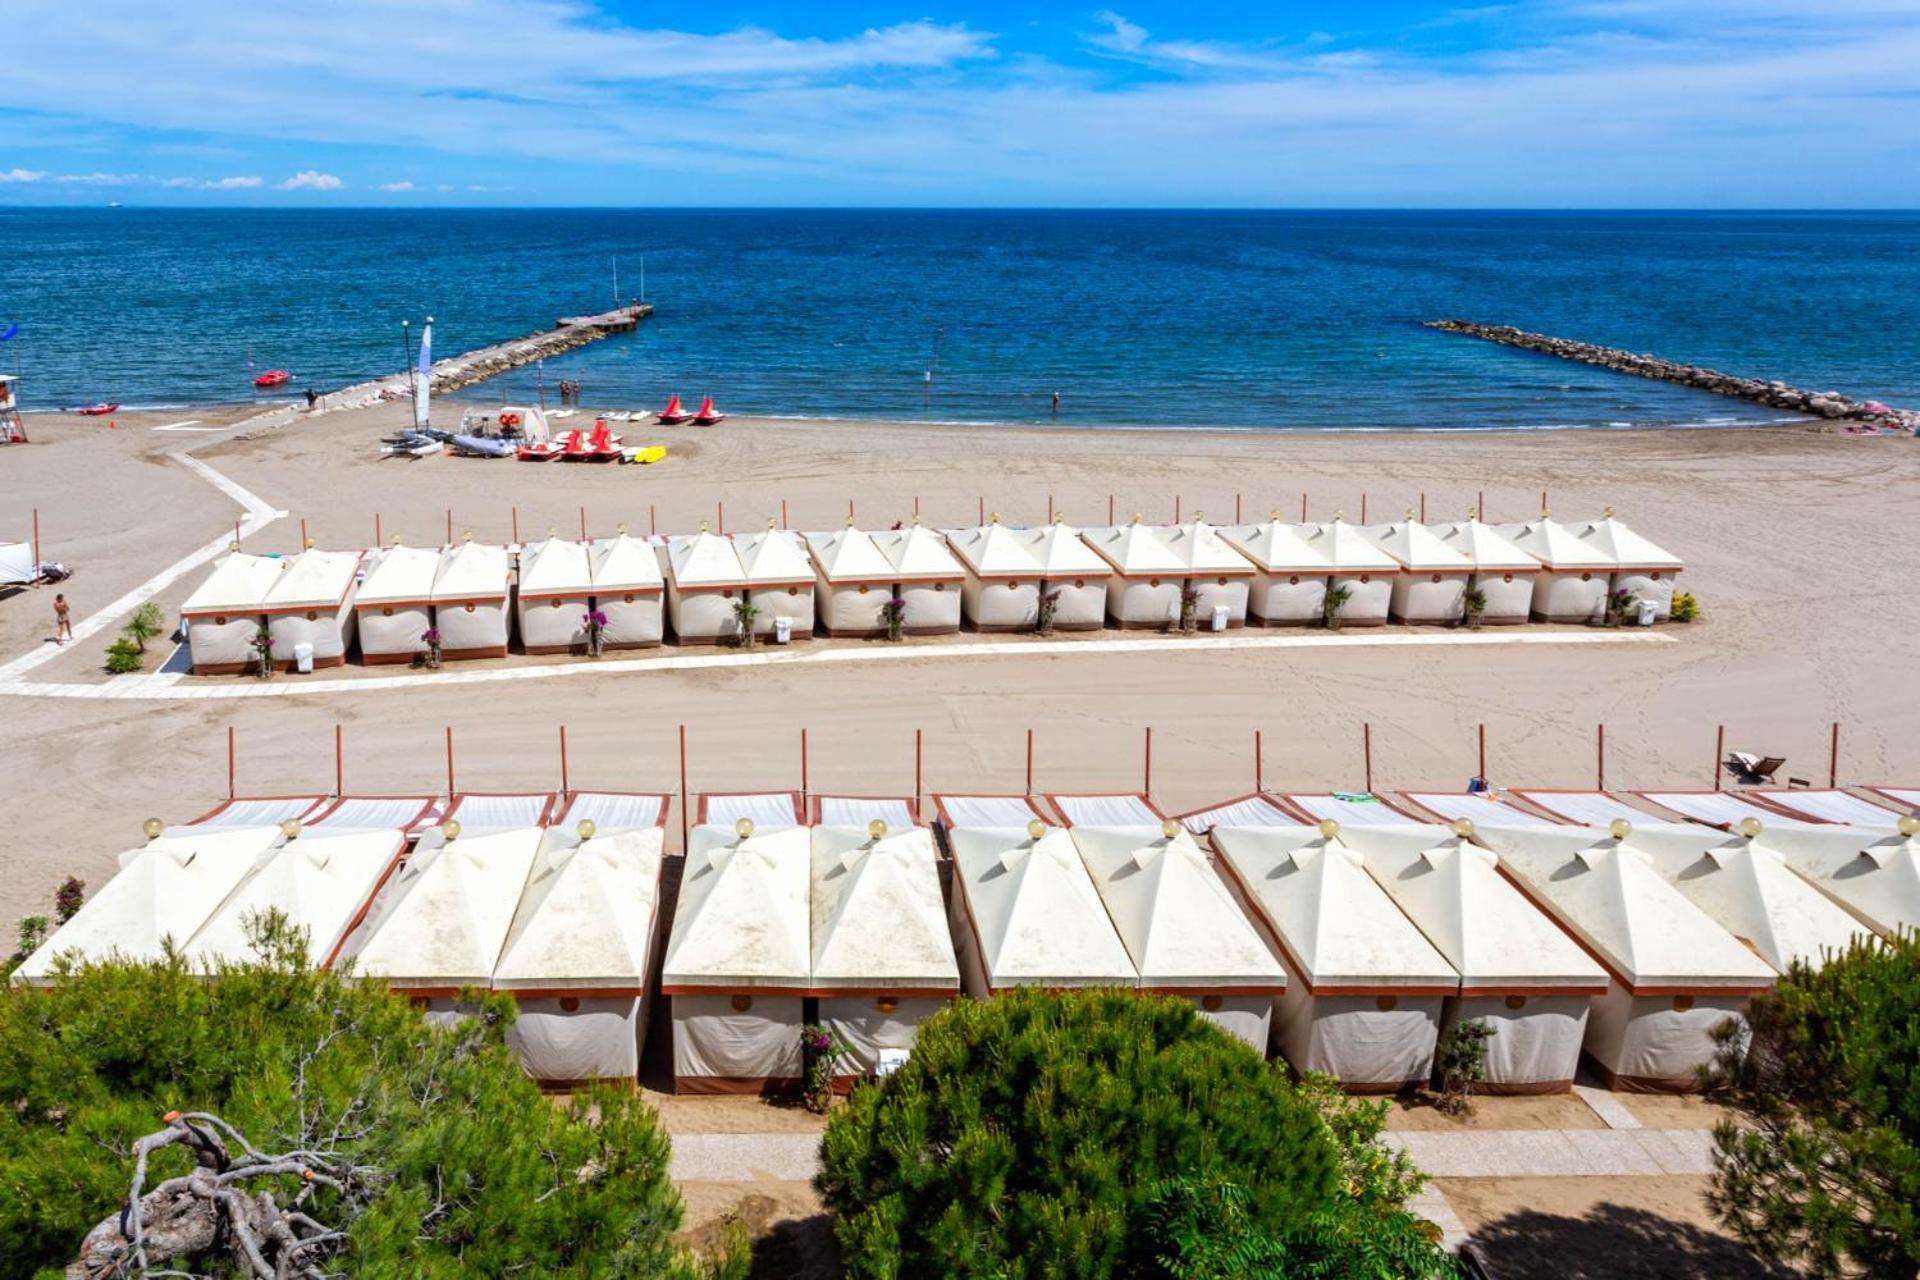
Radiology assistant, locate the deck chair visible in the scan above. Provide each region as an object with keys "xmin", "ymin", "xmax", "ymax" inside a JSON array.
[{"xmin": 1724, "ymin": 752, "xmax": 1786, "ymax": 785}]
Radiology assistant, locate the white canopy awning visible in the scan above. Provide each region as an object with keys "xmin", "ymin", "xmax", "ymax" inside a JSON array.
[
  {"xmin": 587, "ymin": 532, "xmax": 664, "ymax": 592},
  {"xmin": 935, "ymin": 794, "xmax": 1045, "ymax": 828},
  {"xmin": 1401, "ymin": 792, "xmax": 1557, "ymax": 828},
  {"xmin": 663, "ymin": 824, "xmax": 811, "ymax": 987},
  {"xmin": 948, "ymin": 825, "xmax": 1136, "ymax": 987},
  {"xmin": 1049, "ymin": 793, "xmax": 1162, "ymax": 827},
  {"xmin": 557, "ymin": 792, "xmax": 667, "ymax": 834},
  {"xmin": 815, "ymin": 796, "xmax": 918, "ymax": 829},
  {"xmin": 184, "ymin": 829, "xmax": 405, "ymax": 972},
  {"xmin": 431, "ymin": 541, "xmax": 511, "ymax": 602},
  {"xmin": 1509, "ymin": 790, "xmax": 1650, "ymax": 826},
  {"xmin": 353, "ymin": 545, "xmax": 441, "ymax": 606},
  {"xmin": 493, "ymin": 827, "xmax": 664, "ymax": 990},
  {"xmin": 1178, "ymin": 794, "xmax": 1295, "ymax": 833},
  {"xmin": 261, "ymin": 549, "xmax": 363, "ymax": 613},
  {"xmin": 1284, "ymin": 793, "xmax": 1420, "ymax": 827},
  {"xmin": 810, "ymin": 825, "xmax": 959, "ymax": 989},
  {"xmin": 701, "ymin": 792, "xmax": 803, "ymax": 831},
  {"xmin": 181, "ymin": 553, "xmax": 283, "ymax": 616},
  {"xmin": 517, "ymin": 537, "xmax": 594, "ymax": 599}
]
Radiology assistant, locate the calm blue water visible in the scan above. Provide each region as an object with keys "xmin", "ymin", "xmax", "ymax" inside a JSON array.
[{"xmin": 3, "ymin": 208, "xmax": 1917, "ymax": 429}]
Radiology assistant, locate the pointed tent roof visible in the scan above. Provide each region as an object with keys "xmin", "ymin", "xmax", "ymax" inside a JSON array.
[
  {"xmin": 732, "ymin": 528, "xmax": 815, "ymax": 587},
  {"xmin": 667, "ymin": 529, "xmax": 746, "ymax": 588},
  {"xmin": 1362, "ymin": 521, "xmax": 1473, "ymax": 573},
  {"xmin": 1432, "ymin": 519, "xmax": 1540, "ymax": 572},
  {"xmin": 809, "ymin": 825, "xmax": 959, "ymax": 989},
  {"xmin": 1758, "ymin": 824, "xmax": 1920, "ymax": 937},
  {"xmin": 492, "ymin": 827, "xmax": 664, "ymax": 990},
  {"xmin": 1071, "ymin": 825, "xmax": 1285, "ymax": 989},
  {"xmin": 261, "ymin": 549, "xmax": 363, "ymax": 613},
  {"xmin": 662, "ymin": 824, "xmax": 810, "ymax": 987},
  {"xmin": 805, "ymin": 523, "xmax": 898, "ymax": 584},
  {"xmin": 1343, "ymin": 826, "xmax": 1607, "ymax": 991},
  {"xmin": 872, "ymin": 523, "xmax": 966, "ymax": 581},
  {"xmin": 184, "ymin": 829, "xmax": 405, "ymax": 973},
  {"xmin": 942, "ymin": 521, "xmax": 1044, "ymax": 577},
  {"xmin": 1211, "ymin": 825, "xmax": 1457, "ymax": 991},
  {"xmin": 431, "ymin": 539, "xmax": 510, "ymax": 602},
  {"xmin": 345, "ymin": 825, "xmax": 542, "ymax": 988},
  {"xmin": 1019, "ymin": 520, "xmax": 1108, "ymax": 575},
  {"xmin": 948, "ymin": 825, "xmax": 1136, "ymax": 987},
  {"xmin": 1576, "ymin": 514, "xmax": 1684, "ymax": 572},
  {"xmin": 1301, "ymin": 518, "xmax": 1399, "ymax": 572},
  {"xmin": 354, "ymin": 544, "xmax": 442, "ymax": 606},
  {"xmin": 181, "ymin": 552, "xmax": 282, "ymax": 616},
  {"xmin": 517, "ymin": 536, "xmax": 593, "ymax": 599},
  {"xmin": 1472, "ymin": 826, "xmax": 1779, "ymax": 990},
  {"xmin": 587, "ymin": 532, "xmax": 664, "ymax": 592},
  {"xmin": 1494, "ymin": 517, "xmax": 1613, "ymax": 571},
  {"xmin": 1154, "ymin": 519, "xmax": 1255, "ymax": 575},
  {"xmin": 1221, "ymin": 519, "xmax": 1334, "ymax": 573},
  {"xmin": 13, "ymin": 826, "xmax": 288, "ymax": 983},
  {"xmin": 1619, "ymin": 825, "xmax": 1874, "ymax": 971},
  {"xmin": 1083, "ymin": 519, "xmax": 1185, "ymax": 576}
]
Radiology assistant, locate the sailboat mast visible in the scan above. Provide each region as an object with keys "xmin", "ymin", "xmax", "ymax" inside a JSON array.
[{"xmin": 402, "ymin": 320, "xmax": 416, "ymax": 403}]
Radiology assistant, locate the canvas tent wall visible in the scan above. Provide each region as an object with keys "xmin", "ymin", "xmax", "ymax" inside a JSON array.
[
  {"xmin": 1473, "ymin": 824, "xmax": 1777, "ymax": 1091},
  {"xmin": 1220, "ymin": 517, "xmax": 1333, "ymax": 626},
  {"xmin": 661, "ymin": 822, "xmax": 811, "ymax": 1093},
  {"xmin": 181, "ymin": 552, "xmax": 283, "ymax": 674},
  {"xmin": 516, "ymin": 536, "xmax": 594, "ymax": 655},
  {"xmin": 871, "ymin": 523, "xmax": 965, "ymax": 635},
  {"xmin": 812, "ymin": 795, "xmax": 920, "ymax": 828},
  {"xmin": 1344, "ymin": 825, "xmax": 1608, "ymax": 1092},
  {"xmin": 1361, "ymin": 520, "xmax": 1474, "ymax": 624},
  {"xmin": 260, "ymin": 548, "xmax": 363, "ymax": 669},
  {"xmin": 586, "ymin": 533, "xmax": 665, "ymax": 648},
  {"xmin": 183, "ymin": 828, "xmax": 406, "ymax": 972},
  {"xmin": 1210, "ymin": 823, "xmax": 1456, "ymax": 1090},
  {"xmin": 1072, "ymin": 822, "xmax": 1287, "ymax": 1049},
  {"xmin": 734, "ymin": 527, "xmax": 817, "ymax": 640},
  {"xmin": 1752, "ymin": 821, "xmax": 1920, "ymax": 937},
  {"xmin": 946, "ymin": 821, "xmax": 1135, "ymax": 995},
  {"xmin": 430, "ymin": 540, "xmax": 511, "ymax": 660},
  {"xmin": 352, "ymin": 545, "xmax": 441, "ymax": 664},
  {"xmin": 942, "ymin": 520, "xmax": 1043, "ymax": 632},
  {"xmin": 805, "ymin": 523, "xmax": 899, "ymax": 638},
  {"xmin": 810, "ymin": 822, "xmax": 960, "ymax": 1079},
  {"xmin": 12, "ymin": 824, "xmax": 290, "ymax": 984},
  {"xmin": 697, "ymin": 791, "xmax": 805, "ymax": 831},
  {"xmin": 664, "ymin": 529, "xmax": 747, "ymax": 644},
  {"xmin": 493, "ymin": 823, "xmax": 666, "ymax": 1084},
  {"xmin": 1576, "ymin": 512, "xmax": 1684, "ymax": 619},
  {"xmin": 1496, "ymin": 517, "xmax": 1614, "ymax": 623},
  {"xmin": 1398, "ymin": 792, "xmax": 1559, "ymax": 828},
  {"xmin": 1153, "ymin": 518, "xmax": 1253, "ymax": 627},
  {"xmin": 1431, "ymin": 517, "xmax": 1540, "ymax": 624},
  {"xmin": 1016, "ymin": 519, "xmax": 1109, "ymax": 630},
  {"xmin": 1082, "ymin": 519, "xmax": 1186, "ymax": 628},
  {"xmin": 1279, "ymin": 793, "xmax": 1426, "ymax": 826},
  {"xmin": 1045, "ymin": 792, "xmax": 1165, "ymax": 827},
  {"xmin": 1176, "ymin": 793, "xmax": 1297, "ymax": 833},
  {"xmin": 1300, "ymin": 518, "xmax": 1397, "ymax": 627}
]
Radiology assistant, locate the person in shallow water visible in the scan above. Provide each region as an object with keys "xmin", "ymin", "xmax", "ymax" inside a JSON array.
[{"xmin": 1052, "ymin": 390, "xmax": 1061, "ymax": 417}]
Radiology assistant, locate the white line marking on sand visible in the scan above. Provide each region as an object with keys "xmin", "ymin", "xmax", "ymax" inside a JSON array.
[{"xmin": 150, "ymin": 420, "xmax": 215, "ymax": 431}]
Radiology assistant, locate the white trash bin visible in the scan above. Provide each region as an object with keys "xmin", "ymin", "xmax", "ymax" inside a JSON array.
[
  {"xmin": 293, "ymin": 642, "xmax": 314, "ymax": 674},
  {"xmin": 773, "ymin": 616, "xmax": 792, "ymax": 645},
  {"xmin": 1637, "ymin": 599, "xmax": 1657, "ymax": 626},
  {"xmin": 1210, "ymin": 605, "xmax": 1229, "ymax": 632}
]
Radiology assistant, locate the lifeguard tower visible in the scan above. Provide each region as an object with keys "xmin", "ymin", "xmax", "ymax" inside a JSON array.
[{"xmin": 0, "ymin": 376, "xmax": 24, "ymax": 445}]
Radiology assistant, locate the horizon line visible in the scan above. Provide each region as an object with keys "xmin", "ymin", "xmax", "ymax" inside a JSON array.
[{"xmin": 5, "ymin": 204, "xmax": 1920, "ymax": 215}]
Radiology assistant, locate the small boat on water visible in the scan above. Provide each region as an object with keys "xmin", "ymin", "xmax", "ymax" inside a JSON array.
[
  {"xmin": 692, "ymin": 396, "xmax": 726, "ymax": 426},
  {"xmin": 254, "ymin": 370, "xmax": 291, "ymax": 388},
  {"xmin": 657, "ymin": 394, "xmax": 693, "ymax": 425},
  {"xmin": 75, "ymin": 403, "xmax": 119, "ymax": 416}
]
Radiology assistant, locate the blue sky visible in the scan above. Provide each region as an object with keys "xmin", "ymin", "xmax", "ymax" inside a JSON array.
[{"xmin": 1, "ymin": 0, "xmax": 1915, "ymax": 207}]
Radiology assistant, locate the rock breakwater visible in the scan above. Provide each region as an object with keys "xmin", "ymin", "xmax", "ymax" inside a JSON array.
[{"xmin": 1426, "ymin": 320, "xmax": 1919, "ymax": 431}]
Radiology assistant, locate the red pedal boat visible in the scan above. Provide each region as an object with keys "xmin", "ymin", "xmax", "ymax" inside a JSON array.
[
  {"xmin": 76, "ymin": 403, "xmax": 119, "ymax": 416},
  {"xmin": 656, "ymin": 394, "xmax": 693, "ymax": 425},
  {"xmin": 517, "ymin": 439, "xmax": 564, "ymax": 461},
  {"xmin": 254, "ymin": 369, "xmax": 291, "ymax": 388},
  {"xmin": 692, "ymin": 396, "xmax": 726, "ymax": 426}
]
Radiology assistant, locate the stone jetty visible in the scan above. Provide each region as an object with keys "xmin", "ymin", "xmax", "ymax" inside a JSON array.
[{"xmin": 1426, "ymin": 320, "xmax": 1918, "ymax": 430}]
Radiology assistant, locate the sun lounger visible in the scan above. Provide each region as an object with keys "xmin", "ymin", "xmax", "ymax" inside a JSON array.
[
  {"xmin": 1174, "ymin": 792, "xmax": 1296, "ymax": 833},
  {"xmin": 305, "ymin": 795, "xmax": 440, "ymax": 833},
  {"xmin": 696, "ymin": 790, "xmax": 805, "ymax": 830},
  {"xmin": 554, "ymin": 790, "xmax": 670, "ymax": 833},
  {"xmin": 1277, "ymin": 792, "xmax": 1425, "ymax": 826},
  {"xmin": 1506, "ymin": 789, "xmax": 1657, "ymax": 826},
  {"xmin": 931, "ymin": 793, "xmax": 1052, "ymax": 829},
  {"xmin": 811, "ymin": 795, "xmax": 921, "ymax": 828},
  {"xmin": 442, "ymin": 792, "xmax": 557, "ymax": 829},
  {"xmin": 1724, "ymin": 753, "xmax": 1786, "ymax": 784},
  {"xmin": 1397, "ymin": 791, "xmax": 1559, "ymax": 828}
]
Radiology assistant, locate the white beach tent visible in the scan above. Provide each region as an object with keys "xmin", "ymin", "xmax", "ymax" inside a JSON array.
[
  {"xmin": 1221, "ymin": 516, "xmax": 1334, "ymax": 626},
  {"xmin": 1301, "ymin": 517, "xmax": 1397, "ymax": 627},
  {"xmin": 183, "ymin": 827, "xmax": 406, "ymax": 973},
  {"xmin": 733, "ymin": 526, "xmax": 817, "ymax": 641},
  {"xmin": 946, "ymin": 820, "xmax": 1136, "ymax": 995},
  {"xmin": 806, "ymin": 521, "xmax": 899, "ymax": 638},
  {"xmin": 1399, "ymin": 792, "xmax": 1560, "ymax": 828},
  {"xmin": 871, "ymin": 522, "xmax": 965, "ymax": 635},
  {"xmin": 431, "ymin": 539, "xmax": 511, "ymax": 660},
  {"xmin": 261, "ymin": 548, "xmax": 363, "ymax": 670},
  {"xmin": 699, "ymin": 792, "xmax": 806, "ymax": 832},
  {"xmin": 1072, "ymin": 821, "xmax": 1287, "ymax": 1049},
  {"xmin": 586, "ymin": 532, "xmax": 665, "ymax": 648},
  {"xmin": 1496, "ymin": 516, "xmax": 1615, "ymax": 623},
  {"xmin": 352, "ymin": 544, "xmax": 442, "ymax": 665},
  {"xmin": 1576, "ymin": 510, "xmax": 1684, "ymax": 620},
  {"xmin": 1431, "ymin": 516, "xmax": 1541, "ymax": 625},
  {"xmin": 493, "ymin": 821, "xmax": 666, "ymax": 1083},
  {"xmin": 341, "ymin": 822, "xmax": 542, "ymax": 1019},
  {"xmin": 1347, "ymin": 824, "xmax": 1608, "ymax": 1092},
  {"xmin": 942, "ymin": 518, "xmax": 1044, "ymax": 632},
  {"xmin": 12, "ymin": 824, "xmax": 290, "ymax": 984},
  {"xmin": 1362, "ymin": 519, "xmax": 1474, "ymax": 625},
  {"xmin": 1473, "ymin": 823, "xmax": 1778, "ymax": 1090},
  {"xmin": 661, "ymin": 821, "xmax": 811, "ymax": 1093},
  {"xmin": 1083, "ymin": 517, "xmax": 1187, "ymax": 629},
  {"xmin": 181, "ymin": 552, "xmax": 283, "ymax": 674},
  {"xmin": 810, "ymin": 820, "xmax": 961, "ymax": 1079},
  {"xmin": 1176, "ymin": 793, "xmax": 1298, "ymax": 834},
  {"xmin": 1016, "ymin": 519, "xmax": 1109, "ymax": 630},
  {"xmin": 1508, "ymin": 790, "xmax": 1653, "ymax": 827},
  {"xmin": 516, "ymin": 536, "xmax": 594, "ymax": 655},
  {"xmin": 665, "ymin": 527, "xmax": 748, "ymax": 644},
  {"xmin": 1153, "ymin": 517, "xmax": 1253, "ymax": 627},
  {"xmin": 1752, "ymin": 818, "xmax": 1920, "ymax": 937},
  {"xmin": 1211, "ymin": 823, "xmax": 1457, "ymax": 1089}
]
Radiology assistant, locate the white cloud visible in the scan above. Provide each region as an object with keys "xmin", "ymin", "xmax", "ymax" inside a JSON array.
[
  {"xmin": 207, "ymin": 174, "xmax": 262, "ymax": 188},
  {"xmin": 1090, "ymin": 11, "xmax": 1148, "ymax": 54},
  {"xmin": 377, "ymin": 180, "xmax": 414, "ymax": 191},
  {"xmin": 280, "ymin": 169, "xmax": 343, "ymax": 190},
  {"xmin": 0, "ymin": 167, "xmax": 47, "ymax": 183}
]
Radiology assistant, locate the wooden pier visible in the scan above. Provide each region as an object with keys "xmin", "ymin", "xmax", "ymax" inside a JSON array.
[{"xmin": 429, "ymin": 304, "xmax": 653, "ymax": 394}]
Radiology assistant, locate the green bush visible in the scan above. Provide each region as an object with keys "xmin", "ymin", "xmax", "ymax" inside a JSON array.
[
  {"xmin": 1707, "ymin": 930, "xmax": 1920, "ymax": 1278},
  {"xmin": 123, "ymin": 601, "xmax": 165, "ymax": 652},
  {"xmin": 0, "ymin": 914, "xmax": 743, "ymax": 1279},
  {"xmin": 103, "ymin": 636, "xmax": 142, "ymax": 674},
  {"xmin": 817, "ymin": 988, "xmax": 1455, "ymax": 1279}
]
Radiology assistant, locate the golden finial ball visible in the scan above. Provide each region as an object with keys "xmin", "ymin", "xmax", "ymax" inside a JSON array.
[
  {"xmin": 1026, "ymin": 818, "xmax": 1047, "ymax": 841},
  {"xmin": 868, "ymin": 819, "xmax": 888, "ymax": 841},
  {"xmin": 142, "ymin": 817, "xmax": 165, "ymax": 840},
  {"xmin": 1609, "ymin": 817, "xmax": 1633, "ymax": 840},
  {"xmin": 735, "ymin": 817, "xmax": 754, "ymax": 840},
  {"xmin": 1317, "ymin": 818, "xmax": 1340, "ymax": 840},
  {"xmin": 440, "ymin": 818, "xmax": 462, "ymax": 841},
  {"xmin": 576, "ymin": 819, "xmax": 597, "ymax": 841}
]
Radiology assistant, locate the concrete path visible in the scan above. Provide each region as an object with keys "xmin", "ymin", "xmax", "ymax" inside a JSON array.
[{"xmin": 1381, "ymin": 1127, "xmax": 1716, "ymax": 1178}]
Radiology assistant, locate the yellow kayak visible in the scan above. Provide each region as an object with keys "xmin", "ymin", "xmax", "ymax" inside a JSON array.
[{"xmin": 625, "ymin": 445, "xmax": 667, "ymax": 465}]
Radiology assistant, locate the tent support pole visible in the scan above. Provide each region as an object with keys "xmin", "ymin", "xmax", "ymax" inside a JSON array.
[
  {"xmin": 559, "ymin": 724, "xmax": 569, "ymax": 797},
  {"xmin": 1047, "ymin": 494, "xmax": 1053, "ymax": 523},
  {"xmin": 1235, "ymin": 493, "xmax": 1242, "ymax": 523},
  {"xmin": 1478, "ymin": 490, "xmax": 1485, "ymax": 520},
  {"xmin": 1025, "ymin": 729, "xmax": 1034, "ymax": 795},
  {"xmin": 1363, "ymin": 722, "xmax": 1373, "ymax": 794},
  {"xmin": 31, "ymin": 508, "xmax": 40, "ymax": 568},
  {"xmin": 801, "ymin": 728, "xmax": 809, "ymax": 800},
  {"xmin": 511, "ymin": 506, "xmax": 519, "ymax": 543},
  {"xmin": 1478, "ymin": 723, "xmax": 1487, "ymax": 781},
  {"xmin": 1713, "ymin": 724, "xmax": 1724, "ymax": 790},
  {"xmin": 1108, "ymin": 494, "xmax": 1115, "ymax": 525},
  {"xmin": 228, "ymin": 726, "xmax": 235, "ymax": 799},
  {"xmin": 1420, "ymin": 492, "xmax": 1427, "ymax": 522},
  {"xmin": 650, "ymin": 505, "xmax": 656, "ymax": 537},
  {"xmin": 299, "ymin": 517, "xmax": 307, "ymax": 549},
  {"xmin": 374, "ymin": 512, "xmax": 382, "ymax": 545},
  {"xmin": 445, "ymin": 726, "xmax": 455, "ymax": 798},
  {"xmin": 1144, "ymin": 727, "xmax": 1153, "ymax": 798},
  {"xmin": 445, "ymin": 509, "xmax": 452, "ymax": 544},
  {"xmin": 1255, "ymin": 730, "xmax": 1263, "ymax": 792},
  {"xmin": 1597, "ymin": 724, "xmax": 1606, "ymax": 791},
  {"xmin": 1300, "ymin": 492, "xmax": 1307, "ymax": 522},
  {"xmin": 335, "ymin": 724, "xmax": 343, "ymax": 796},
  {"xmin": 678, "ymin": 724, "xmax": 689, "ymax": 851},
  {"xmin": 781, "ymin": 498, "xmax": 788, "ymax": 530},
  {"xmin": 1361, "ymin": 493, "xmax": 1368, "ymax": 523},
  {"xmin": 580, "ymin": 506, "xmax": 587, "ymax": 540},
  {"xmin": 1829, "ymin": 721, "xmax": 1840, "ymax": 788},
  {"xmin": 914, "ymin": 729, "xmax": 923, "ymax": 819},
  {"xmin": 717, "ymin": 501, "xmax": 723, "ymax": 535}
]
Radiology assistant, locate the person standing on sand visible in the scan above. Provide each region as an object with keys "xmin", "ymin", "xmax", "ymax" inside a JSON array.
[
  {"xmin": 53, "ymin": 593, "xmax": 72, "ymax": 645},
  {"xmin": 305, "ymin": 388, "xmax": 318, "ymax": 411}
]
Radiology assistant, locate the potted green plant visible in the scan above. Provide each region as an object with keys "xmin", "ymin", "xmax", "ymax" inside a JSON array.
[
  {"xmin": 250, "ymin": 623, "xmax": 274, "ymax": 679},
  {"xmin": 800, "ymin": 1022, "xmax": 853, "ymax": 1114},
  {"xmin": 1433, "ymin": 1019, "xmax": 1493, "ymax": 1116},
  {"xmin": 1671, "ymin": 591, "xmax": 1699, "ymax": 623},
  {"xmin": 420, "ymin": 626, "xmax": 442, "ymax": 669},
  {"xmin": 1034, "ymin": 587, "xmax": 1061, "ymax": 636},
  {"xmin": 123, "ymin": 602, "xmax": 164, "ymax": 654},
  {"xmin": 880, "ymin": 594, "xmax": 907, "ymax": 641},
  {"xmin": 1461, "ymin": 585, "xmax": 1487, "ymax": 630},
  {"xmin": 1177, "ymin": 584, "xmax": 1201, "ymax": 634},
  {"xmin": 1322, "ymin": 583, "xmax": 1352, "ymax": 631},
  {"xmin": 732, "ymin": 597, "xmax": 760, "ymax": 648},
  {"xmin": 1603, "ymin": 588, "xmax": 1635, "ymax": 628}
]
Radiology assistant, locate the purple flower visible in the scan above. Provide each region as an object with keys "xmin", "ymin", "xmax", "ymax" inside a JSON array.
[
  {"xmin": 421, "ymin": 627, "xmax": 441, "ymax": 644},
  {"xmin": 583, "ymin": 610, "xmax": 608, "ymax": 628}
]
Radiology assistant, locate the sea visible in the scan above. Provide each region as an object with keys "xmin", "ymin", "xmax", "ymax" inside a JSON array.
[{"xmin": 4, "ymin": 208, "xmax": 1918, "ymax": 431}]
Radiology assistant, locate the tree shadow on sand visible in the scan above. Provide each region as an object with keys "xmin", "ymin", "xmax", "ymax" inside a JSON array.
[
  {"xmin": 747, "ymin": 1211, "xmax": 837, "ymax": 1280},
  {"xmin": 1468, "ymin": 1202, "xmax": 1799, "ymax": 1279}
]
